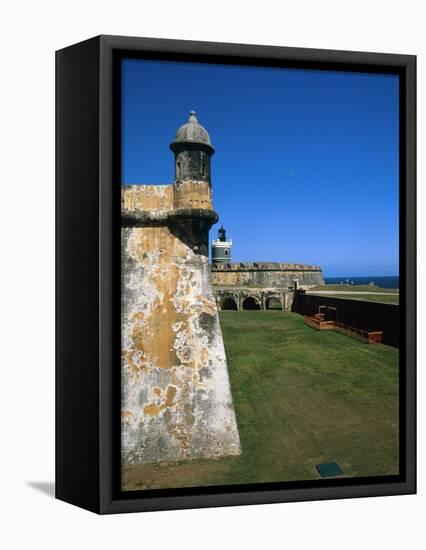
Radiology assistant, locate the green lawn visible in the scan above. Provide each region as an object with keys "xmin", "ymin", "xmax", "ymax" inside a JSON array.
[
  {"xmin": 308, "ymin": 284, "xmax": 399, "ymax": 304},
  {"xmin": 122, "ymin": 311, "xmax": 399, "ymax": 490},
  {"xmin": 311, "ymin": 284, "xmax": 398, "ymax": 293}
]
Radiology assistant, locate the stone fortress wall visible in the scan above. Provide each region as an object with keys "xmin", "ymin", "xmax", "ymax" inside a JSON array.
[
  {"xmin": 211, "ymin": 262, "xmax": 324, "ymax": 288},
  {"xmin": 120, "ymin": 109, "xmax": 325, "ymax": 467},
  {"xmin": 120, "ymin": 112, "xmax": 240, "ymax": 466},
  {"xmin": 121, "ymin": 184, "xmax": 240, "ymax": 464},
  {"xmin": 211, "ymin": 262, "xmax": 325, "ymax": 311}
]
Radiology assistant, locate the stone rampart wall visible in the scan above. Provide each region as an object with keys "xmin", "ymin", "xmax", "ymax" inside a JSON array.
[
  {"xmin": 211, "ymin": 263, "xmax": 324, "ymax": 289},
  {"xmin": 121, "ymin": 185, "xmax": 240, "ymax": 465}
]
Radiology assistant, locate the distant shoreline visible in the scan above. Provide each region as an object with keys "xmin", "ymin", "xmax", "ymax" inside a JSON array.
[{"xmin": 324, "ymin": 275, "xmax": 399, "ymax": 290}]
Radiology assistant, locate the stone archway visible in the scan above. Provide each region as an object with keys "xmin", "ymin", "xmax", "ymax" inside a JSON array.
[
  {"xmin": 221, "ymin": 296, "xmax": 238, "ymax": 310},
  {"xmin": 266, "ymin": 296, "xmax": 282, "ymax": 310},
  {"xmin": 242, "ymin": 296, "xmax": 261, "ymax": 310}
]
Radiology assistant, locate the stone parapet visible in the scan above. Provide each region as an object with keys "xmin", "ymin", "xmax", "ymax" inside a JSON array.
[{"xmin": 211, "ymin": 262, "xmax": 325, "ymax": 290}]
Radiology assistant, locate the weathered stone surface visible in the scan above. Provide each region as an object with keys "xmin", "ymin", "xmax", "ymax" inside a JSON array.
[
  {"xmin": 215, "ymin": 287, "xmax": 292, "ymax": 311},
  {"xmin": 211, "ymin": 262, "xmax": 324, "ymax": 289},
  {"xmin": 170, "ymin": 112, "xmax": 214, "ymax": 184},
  {"xmin": 121, "ymin": 185, "xmax": 240, "ymax": 465},
  {"xmin": 173, "ymin": 179, "xmax": 213, "ymax": 210}
]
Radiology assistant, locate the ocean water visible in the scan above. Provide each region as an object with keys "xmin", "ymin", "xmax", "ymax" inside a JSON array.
[{"xmin": 324, "ymin": 276, "xmax": 399, "ymax": 289}]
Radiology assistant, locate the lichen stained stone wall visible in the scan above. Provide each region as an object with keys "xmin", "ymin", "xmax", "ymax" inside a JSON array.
[
  {"xmin": 121, "ymin": 185, "xmax": 240, "ymax": 465},
  {"xmin": 211, "ymin": 262, "xmax": 324, "ymax": 289}
]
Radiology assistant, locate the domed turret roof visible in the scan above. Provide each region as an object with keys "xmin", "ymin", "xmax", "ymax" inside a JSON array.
[{"xmin": 170, "ymin": 111, "xmax": 214, "ymax": 151}]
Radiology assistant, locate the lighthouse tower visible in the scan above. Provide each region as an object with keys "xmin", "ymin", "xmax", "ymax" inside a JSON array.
[{"xmin": 212, "ymin": 225, "xmax": 232, "ymax": 264}]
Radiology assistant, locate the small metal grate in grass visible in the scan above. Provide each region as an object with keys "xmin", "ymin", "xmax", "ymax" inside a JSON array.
[{"xmin": 315, "ymin": 462, "xmax": 343, "ymax": 477}]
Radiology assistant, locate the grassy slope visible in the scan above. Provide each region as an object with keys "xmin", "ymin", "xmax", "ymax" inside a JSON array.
[
  {"xmin": 122, "ymin": 311, "xmax": 399, "ymax": 490},
  {"xmin": 308, "ymin": 284, "xmax": 399, "ymax": 304},
  {"xmin": 311, "ymin": 284, "xmax": 398, "ymax": 292}
]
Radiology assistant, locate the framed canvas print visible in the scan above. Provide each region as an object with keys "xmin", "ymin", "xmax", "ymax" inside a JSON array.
[{"xmin": 56, "ymin": 35, "xmax": 416, "ymax": 514}]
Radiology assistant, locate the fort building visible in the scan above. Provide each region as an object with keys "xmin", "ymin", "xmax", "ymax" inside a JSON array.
[
  {"xmin": 210, "ymin": 227, "xmax": 324, "ymax": 311},
  {"xmin": 121, "ymin": 112, "xmax": 240, "ymax": 464},
  {"xmin": 120, "ymin": 110, "xmax": 324, "ymax": 465}
]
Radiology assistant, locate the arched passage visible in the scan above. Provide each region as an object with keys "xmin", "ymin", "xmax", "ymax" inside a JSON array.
[
  {"xmin": 242, "ymin": 297, "xmax": 261, "ymax": 310},
  {"xmin": 266, "ymin": 296, "xmax": 282, "ymax": 310},
  {"xmin": 221, "ymin": 297, "xmax": 238, "ymax": 310}
]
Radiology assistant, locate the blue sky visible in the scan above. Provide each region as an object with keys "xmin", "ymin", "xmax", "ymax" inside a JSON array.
[{"xmin": 121, "ymin": 58, "xmax": 399, "ymax": 277}]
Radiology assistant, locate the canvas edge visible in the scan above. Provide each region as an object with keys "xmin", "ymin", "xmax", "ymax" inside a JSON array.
[{"xmin": 55, "ymin": 34, "xmax": 416, "ymax": 515}]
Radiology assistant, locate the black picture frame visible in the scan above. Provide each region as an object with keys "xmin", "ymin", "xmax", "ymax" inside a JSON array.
[{"xmin": 56, "ymin": 35, "xmax": 416, "ymax": 514}]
